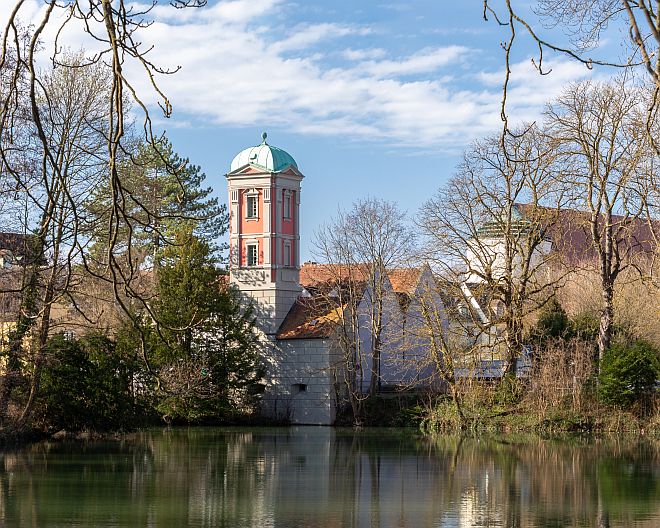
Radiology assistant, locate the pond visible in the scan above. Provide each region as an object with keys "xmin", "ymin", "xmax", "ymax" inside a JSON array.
[{"xmin": 0, "ymin": 427, "xmax": 658, "ymax": 527}]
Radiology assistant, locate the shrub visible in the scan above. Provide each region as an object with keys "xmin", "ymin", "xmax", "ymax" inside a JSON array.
[
  {"xmin": 526, "ymin": 339, "xmax": 595, "ymax": 414},
  {"xmin": 494, "ymin": 374, "xmax": 524, "ymax": 405},
  {"xmin": 568, "ymin": 312, "xmax": 600, "ymax": 341},
  {"xmin": 531, "ymin": 297, "xmax": 569, "ymax": 341},
  {"xmin": 38, "ymin": 333, "xmax": 144, "ymax": 432},
  {"xmin": 598, "ymin": 340, "xmax": 659, "ymax": 407},
  {"xmin": 529, "ymin": 301, "xmax": 598, "ymax": 345}
]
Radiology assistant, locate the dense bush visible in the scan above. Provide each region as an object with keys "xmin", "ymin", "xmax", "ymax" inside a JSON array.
[
  {"xmin": 598, "ymin": 340, "xmax": 659, "ymax": 406},
  {"xmin": 529, "ymin": 298, "xmax": 599, "ymax": 344},
  {"xmin": 532, "ymin": 297, "xmax": 569, "ymax": 340},
  {"xmin": 568, "ymin": 312, "xmax": 600, "ymax": 341},
  {"xmin": 37, "ymin": 333, "xmax": 145, "ymax": 432}
]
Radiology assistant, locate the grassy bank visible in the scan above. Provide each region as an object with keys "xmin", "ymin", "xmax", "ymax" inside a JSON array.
[
  {"xmin": 420, "ymin": 394, "xmax": 660, "ymax": 435},
  {"xmin": 330, "ymin": 383, "xmax": 660, "ymax": 434}
]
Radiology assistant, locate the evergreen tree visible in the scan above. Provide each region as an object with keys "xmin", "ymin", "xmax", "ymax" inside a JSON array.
[
  {"xmin": 152, "ymin": 226, "xmax": 263, "ymax": 422},
  {"xmin": 87, "ymin": 137, "xmax": 227, "ymax": 269},
  {"xmin": 598, "ymin": 340, "xmax": 660, "ymax": 407},
  {"xmin": 83, "ymin": 138, "xmax": 260, "ymax": 424},
  {"xmin": 37, "ymin": 333, "xmax": 144, "ymax": 432},
  {"xmin": 530, "ymin": 297, "xmax": 569, "ymax": 342}
]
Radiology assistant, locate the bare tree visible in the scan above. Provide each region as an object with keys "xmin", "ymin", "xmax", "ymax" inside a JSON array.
[
  {"xmin": 404, "ymin": 277, "xmax": 479, "ymax": 426},
  {"xmin": 0, "ymin": 50, "xmax": 114, "ymax": 425},
  {"xmin": 300, "ymin": 263, "xmax": 370, "ymax": 426},
  {"xmin": 312, "ymin": 198, "xmax": 414, "ymax": 424},
  {"xmin": 483, "ymin": 1, "xmax": 660, "ymax": 144},
  {"xmin": 419, "ymin": 127, "xmax": 566, "ymax": 377},
  {"xmin": 545, "ymin": 80, "xmax": 657, "ymax": 365},
  {"xmin": 0, "ymin": 3, "xmax": 214, "ymax": 429}
]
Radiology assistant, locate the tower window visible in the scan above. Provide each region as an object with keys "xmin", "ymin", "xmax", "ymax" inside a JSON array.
[
  {"xmin": 247, "ymin": 243, "xmax": 258, "ymax": 267},
  {"xmin": 246, "ymin": 195, "xmax": 258, "ymax": 219},
  {"xmin": 284, "ymin": 241, "xmax": 291, "ymax": 267},
  {"xmin": 283, "ymin": 191, "xmax": 291, "ymax": 219}
]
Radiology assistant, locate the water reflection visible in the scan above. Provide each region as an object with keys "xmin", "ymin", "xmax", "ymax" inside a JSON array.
[{"xmin": 0, "ymin": 428, "xmax": 658, "ymax": 527}]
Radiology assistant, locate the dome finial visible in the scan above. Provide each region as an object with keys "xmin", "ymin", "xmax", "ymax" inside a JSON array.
[{"xmin": 261, "ymin": 131, "xmax": 268, "ymax": 144}]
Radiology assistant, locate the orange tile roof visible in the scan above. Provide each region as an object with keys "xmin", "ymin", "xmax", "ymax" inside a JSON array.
[
  {"xmin": 277, "ymin": 263, "xmax": 423, "ymax": 340},
  {"xmin": 276, "ymin": 297, "xmax": 347, "ymax": 340},
  {"xmin": 299, "ymin": 262, "xmax": 371, "ymax": 288},
  {"xmin": 388, "ymin": 268, "xmax": 421, "ymax": 295},
  {"xmin": 301, "ymin": 262, "xmax": 422, "ymax": 292}
]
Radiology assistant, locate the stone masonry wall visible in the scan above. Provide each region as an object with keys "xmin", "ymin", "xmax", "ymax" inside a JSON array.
[
  {"xmin": 261, "ymin": 338, "xmax": 338, "ymax": 425},
  {"xmin": 237, "ymin": 287, "xmax": 300, "ymax": 336}
]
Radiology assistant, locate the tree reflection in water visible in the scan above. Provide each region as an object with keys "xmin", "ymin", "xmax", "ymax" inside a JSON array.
[{"xmin": 0, "ymin": 428, "xmax": 657, "ymax": 527}]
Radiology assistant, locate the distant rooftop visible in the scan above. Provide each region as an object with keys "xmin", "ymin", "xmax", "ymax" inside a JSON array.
[{"xmin": 277, "ymin": 263, "xmax": 424, "ymax": 340}]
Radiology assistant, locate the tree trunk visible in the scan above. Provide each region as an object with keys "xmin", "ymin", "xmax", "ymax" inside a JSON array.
[
  {"xmin": 369, "ymin": 336, "xmax": 381, "ymax": 397},
  {"xmin": 597, "ymin": 283, "xmax": 614, "ymax": 372},
  {"xmin": 502, "ymin": 314, "xmax": 523, "ymax": 378},
  {"xmin": 449, "ymin": 383, "xmax": 466, "ymax": 428},
  {"xmin": 17, "ymin": 284, "xmax": 55, "ymax": 430},
  {"xmin": 17, "ymin": 223, "xmax": 58, "ymax": 430},
  {"xmin": 369, "ymin": 293, "xmax": 384, "ymax": 397},
  {"xmin": 345, "ymin": 340, "xmax": 364, "ymax": 427},
  {"xmin": 348, "ymin": 390, "xmax": 363, "ymax": 427}
]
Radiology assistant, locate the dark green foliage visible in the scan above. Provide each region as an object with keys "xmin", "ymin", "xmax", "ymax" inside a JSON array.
[
  {"xmin": 598, "ymin": 340, "xmax": 660, "ymax": 406},
  {"xmin": 530, "ymin": 297, "xmax": 569, "ymax": 342},
  {"xmin": 336, "ymin": 395, "xmax": 424, "ymax": 427},
  {"xmin": 568, "ymin": 312, "xmax": 600, "ymax": 341},
  {"xmin": 131, "ymin": 138, "xmax": 228, "ymax": 257},
  {"xmin": 68, "ymin": 136, "xmax": 257, "ymax": 427},
  {"xmin": 37, "ymin": 333, "xmax": 144, "ymax": 432},
  {"xmin": 494, "ymin": 374, "xmax": 524, "ymax": 405},
  {"xmin": 87, "ymin": 137, "xmax": 228, "ymax": 266},
  {"xmin": 152, "ymin": 227, "xmax": 220, "ymax": 363},
  {"xmin": 152, "ymin": 226, "xmax": 263, "ymax": 423},
  {"xmin": 529, "ymin": 299, "xmax": 600, "ymax": 344}
]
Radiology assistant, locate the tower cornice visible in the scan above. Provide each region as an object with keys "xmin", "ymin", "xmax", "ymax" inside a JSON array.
[{"xmin": 225, "ymin": 164, "xmax": 304, "ymax": 179}]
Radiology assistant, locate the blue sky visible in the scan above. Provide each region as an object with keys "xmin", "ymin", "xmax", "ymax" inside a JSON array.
[
  {"xmin": 9, "ymin": 0, "xmax": 622, "ymax": 261},
  {"xmin": 150, "ymin": 0, "xmax": 602, "ymax": 261}
]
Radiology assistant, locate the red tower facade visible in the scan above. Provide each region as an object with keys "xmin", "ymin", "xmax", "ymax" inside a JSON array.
[{"xmin": 225, "ymin": 133, "xmax": 303, "ymax": 335}]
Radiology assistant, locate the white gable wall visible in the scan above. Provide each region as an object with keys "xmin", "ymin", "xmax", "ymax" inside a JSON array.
[
  {"xmin": 465, "ymin": 236, "xmax": 552, "ymax": 284},
  {"xmin": 382, "ymin": 267, "xmax": 445, "ymax": 389},
  {"xmin": 355, "ymin": 267, "xmax": 446, "ymax": 392}
]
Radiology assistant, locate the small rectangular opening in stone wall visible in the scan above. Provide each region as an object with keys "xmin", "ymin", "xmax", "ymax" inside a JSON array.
[{"xmin": 292, "ymin": 383, "xmax": 307, "ymax": 393}]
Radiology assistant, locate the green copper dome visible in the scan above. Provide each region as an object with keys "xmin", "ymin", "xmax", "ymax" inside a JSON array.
[{"xmin": 230, "ymin": 132, "xmax": 298, "ymax": 173}]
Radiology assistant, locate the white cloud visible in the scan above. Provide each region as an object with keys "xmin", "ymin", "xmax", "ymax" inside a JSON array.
[
  {"xmin": 342, "ymin": 47, "xmax": 387, "ymax": 61},
  {"xmin": 479, "ymin": 58, "xmax": 598, "ymax": 126},
  {"xmin": 150, "ymin": 0, "xmax": 283, "ymax": 24},
  {"xmin": 359, "ymin": 46, "xmax": 468, "ymax": 78},
  {"xmin": 212, "ymin": 0, "xmax": 282, "ymax": 23},
  {"xmin": 272, "ymin": 23, "xmax": 371, "ymax": 53},
  {"xmin": 2, "ymin": 0, "xmax": 598, "ymax": 151}
]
